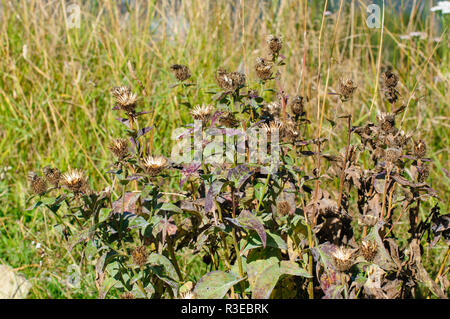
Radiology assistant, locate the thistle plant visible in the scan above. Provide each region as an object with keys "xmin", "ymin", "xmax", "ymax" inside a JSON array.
[{"xmin": 27, "ymin": 33, "xmax": 449, "ymax": 300}]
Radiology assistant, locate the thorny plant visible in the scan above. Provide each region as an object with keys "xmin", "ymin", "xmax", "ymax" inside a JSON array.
[{"xmin": 28, "ymin": 35, "xmax": 449, "ymax": 299}]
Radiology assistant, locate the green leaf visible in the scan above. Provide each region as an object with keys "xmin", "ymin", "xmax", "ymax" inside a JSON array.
[
  {"xmin": 248, "ymin": 258, "xmax": 311, "ymax": 299},
  {"xmin": 236, "ymin": 210, "xmax": 266, "ymax": 247},
  {"xmin": 147, "ymin": 253, "xmax": 180, "ymax": 282},
  {"xmin": 247, "ymin": 257, "xmax": 280, "ymax": 299},
  {"xmin": 243, "ymin": 231, "xmax": 287, "ymax": 254},
  {"xmin": 194, "ymin": 271, "xmax": 244, "ymax": 299},
  {"xmin": 158, "ymin": 202, "xmax": 183, "ymax": 214},
  {"xmin": 279, "ymin": 261, "xmax": 312, "ymax": 278}
]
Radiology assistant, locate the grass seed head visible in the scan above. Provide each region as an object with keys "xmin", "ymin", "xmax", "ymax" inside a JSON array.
[{"xmin": 170, "ymin": 64, "xmax": 191, "ymax": 82}]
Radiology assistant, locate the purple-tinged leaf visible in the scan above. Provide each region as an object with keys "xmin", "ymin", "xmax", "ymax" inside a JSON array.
[
  {"xmin": 210, "ymin": 111, "xmax": 224, "ymax": 128},
  {"xmin": 205, "ymin": 180, "xmax": 225, "ymax": 213},
  {"xmin": 137, "ymin": 126, "xmax": 153, "ymax": 138},
  {"xmin": 116, "ymin": 117, "xmax": 131, "ymax": 128},
  {"xmin": 236, "ymin": 210, "xmax": 266, "ymax": 248}
]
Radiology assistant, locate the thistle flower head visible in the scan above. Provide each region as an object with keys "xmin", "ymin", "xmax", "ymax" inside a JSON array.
[
  {"xmin": 414, "ymin": 139, "xmax": 427, "ymax": 158},
  {"xmin": 179, "ymin": 291, "xmax": 196, "ymax": 299},
  {"xmin": 28, "ymin": 172, "xmax": 47, "ymax": 195},
  {"xmin": 385, "ymin": 147, "xmax": 402, "ymax": 164},
  {"xmin": 218, "ymin": 111, "xmax": 238, "ymax": 128},
  {"xmin": 338, "ymin": 77, "xmax": 357, "ymax": 102},
  {"xmin": 170, "ymin": 64, "xmax": 191, "ymax": 82},
  {"xmin": 215, "ymin": 68, "xmax": 246, "ymax": 91},
  {"xmin": 360, "ymin": 240, "xmax": 378, "ymax": 262},
  {"xmin": 120, "ymin": 292, "xmax": 135, "ymax": 299},
  {"xmin": 141, "ymin": 155, "xmax": 167, "ymax": 177},
  {"xmin": 109, "ymin": 138, "xmax": 129, "ymax": 159},
  {"xmin": 42, "ymin": 166, "xmax": 61, "ymax": 187},
  {"xmin": 267, "ymin": 35, "xmax": 283, "ymax": 56},
  {"xmin": 262, "ymin": 101, "xmax": 281, "ymax": 118},
  {"xmin": 289, "ymin": 95, "xmax": 305, "ymax": 117},
  {"xmin": 332, "ymin": 246, "xmax": 354, "ymax": 272},
  {"xmin": 131, "ymin": 246, "xmax": 148, "ymax": 267},
  {"xmin": 261, "ymin": 120, "xmax": 283, "ymax": 134},
  {"xmin": 254, "ymin": 57, "xmax": 273, "ymax": 81},
  {"xmin": 377, "ymin": 112, "xmax": 397, "ymax": 133},
  {"xmin": 277, "ymin": 201, "xmax": 292, "ymax": 216},
  {"xmin": 110, "ymin": 86, "xmax": 138, "ymax": 114},
  {"xmin": 61, "ymin": 169, "xmax": 88, "ymax": 193},
  {"xmin": 190, "ymin": 104, "xmax": 214, "ymax": 124}
]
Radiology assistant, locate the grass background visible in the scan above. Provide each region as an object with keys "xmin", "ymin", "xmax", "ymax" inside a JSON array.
[{"xmin": 0, "ymin": 0, "xmax": 448, "ymax": 298}]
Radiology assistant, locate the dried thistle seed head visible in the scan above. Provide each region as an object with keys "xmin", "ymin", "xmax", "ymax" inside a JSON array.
[
  {"xmin": 28, "ymin": 172, "xmax": 47, "ymax": 195},
  {"xmin": 360, "ymin": 240, "xmax": 378, "ymax": 262},
  {"xmin": 131, "ymin": 246, "xmax": 148, "ymax": 267},
  {"xmin": 282, "ymin": 119, "xmax": 300, "ymax": 141},
  {"xmin": 261, "ymin": 120, "xmax": 283, "ymax": 136},
  {"xmin": 385, "ymin": 86, "xmax": 400, "ymax": 104},
  {"xmin": 120, "ymin": 292, "xmax": 135, "ymax": 299},
  {"xmin": 254, "ymin": 57, "xmax": 273, "ymax": 81},
  {"xmin": 267, "ymin": 35, "xmax": 282, "ymax": 56},
  {"xmin": 383, "ymin": 70, "xmax": 399, "ymax": 88},
  {"xmin": 377, "ymin": 112, "xmax": 397, "ymax": 133},
  {"xmin": 215, "ymin": 68, "xmax": 246, "ymax": 91},
  {"xmin": 417, "ymin": 162, "xmax": 430, "ymax": 183},
  {"xmin": 170, "ymin": 64, "xmax": 191, "ymax": 82},
  {"xmin": 141, "ymin": 155, "xmax": 167, "ymax": 177},
  {"xmin": 190, "ymin": 104, "xmax": 214, "ymax": 124},
  {"xmin": 61, "ymin": 169, "xmax": 88, "ymax": 193},
  {"xmin": 338, "ymin": 78, "xmax": 357, "ymax": 101},
  {"xmin": 42, "ymin": 166, "xmax": 61, "ymax": 187},
  {"xmin": 385, "ymin": 147, "xmax": 402, "ymax": 163},
  {"xmin": 394, "ymin": 130, "xmax": 412, "ymax": 148},
  {"xmin": 262, "ymin": 101, "xmax": 281, "ymax": 118},
  {"xmin": 110, "ymin": 86, "xmax": 138, "ymax": 114},
  {"xmin": 414, "ymin": 139, "xmax": 427, "ymax": 158},
  {"xmin": 373, "ymin": 147, "xmax": 386, "ymax": 161},
  {"xmin": 109, "ymin": 138, "xmax": 129, "ymax": 159},
  {"xmin": 218, "ymin": 111, "xmax": 238, "ymax": 128},
  {"xmin": 289, "ymin": 96, "xmax": 305, "ymax": 117},
  {"xmin": 179, "ymin": 291, "xmax": 196, "ymax": 299},
  {"xmin": 358, "ymin": 214, "xmax": 379, "ymax": 227},
  {"xmin": 332, "ymin": 246, "xmax": 354, "ymax": 272},
  {"xmin": 277, "ymin": 201, "xmax": 292, "ymax": 216}
]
